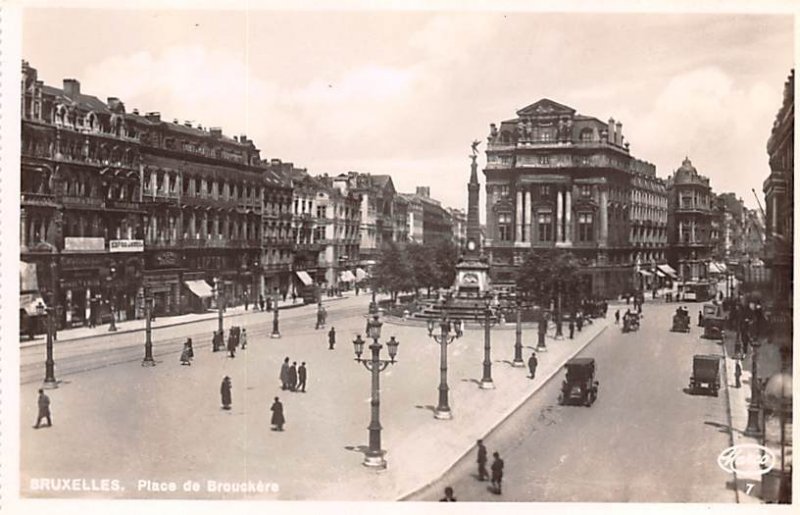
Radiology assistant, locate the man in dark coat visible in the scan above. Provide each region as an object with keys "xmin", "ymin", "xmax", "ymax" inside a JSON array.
[
  {"xmin": 186, "ymin": 338, "xmax": 194, "ymax": 359},
  {"xmin": 735, "ymin": 359, "xmax": 742, "ymax": 388},
  {"xmin": 491, "ymin": 452, "xmax": 504, "ymax": 494},
  {"xmin": 259, "ymin": 294, "xmax": 265, "ymax": 312},
  {"xmin": 439, "ymin": 486, "xmax": 457, "ymax": 502},
  {"xmin": 270, "ymin": 397, "xmax": 285, "ymax": 431},
  {"xmin": 227, "ymin": 329, "xmax": 236, "ymax": 358},
  {"xmin": 298, "ymin": 362, "xmax": 307, "ymax": 392},
  {"xmin": 568, "ymin": 319, "xmax": 575, "ymax": 339},
  {"xmin": 280, "ymin": 357, "xmax": 290, "ymax": 390},
  {"xmin": 220, "ymin": 376, "xmax": 232, "ymax": 410},
  {"xmin": 476, "ymin": 439, "xmax": 488, "ymax": 481},
  {"xmin": 615, "ymin": 310, "xmax": 620, "ymax": 325},
  {"xmin": 288, "ymin": 362, "xmax": 298, "ymax": 392},
  {"xmin": 34, "ymin": 389, "xmax": 52, "ymax": 428},
  {"xmin": 328, "ymin": 327, "xmax": 336, "ymax": 350},
  {"xmin": 527, "ymin": 352, "xmax": 538, "ymax": 380},
  {"xmin": 576, "ymin": 312, "xmax": 584, "ymax": 331}
]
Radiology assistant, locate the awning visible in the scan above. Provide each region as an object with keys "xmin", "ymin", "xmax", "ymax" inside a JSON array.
[
  {"xmin": 296, "ymin": 271, "xmax": 313, "ymax": 286},
  {"xmin": 20, "ymin": 261, "xmax": 40, "ymax": 291},
  {"xmin": 340, "ymin": 270, "xmax": 356, "ymax": 282},
  {"xmin": 654, "ymin": 269, "xmax": 666, "ymax": 278},
  {"xmin": 657, "ymin": 264, "xmax": 678, "ymax": 278},
  {"xmin": 716, "ymin": 262, "xmax": 728, "ymax": 273},
  {"xmin": 20, "ymin": 293, "xmax": 46, "ymax": 316},
  {"xmin": 355, "ymin": 268, "xmax": 368, "ymax": 281},
  {"xmin": 184, "ymin": 280, "xmax": 214, "ymax": 298},
  {"xmin": 708, "ymin": 262, "xmax": 723, "ymax": 274},
  {"xmin": 638, "ymin": 270, "xmax": 653, "ymax": 277}
]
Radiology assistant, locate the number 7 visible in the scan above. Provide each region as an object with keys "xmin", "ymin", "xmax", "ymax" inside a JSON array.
[{"xmin": 745, "ymin": 483, "xmax": 755, "ymax": 495}]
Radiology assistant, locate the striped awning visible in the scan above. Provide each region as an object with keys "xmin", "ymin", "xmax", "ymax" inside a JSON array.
[
  {"xmin": 340, "ymin": 270, "xmax": 356, "ymax": 282},
  {"xmin": 296, "ymin": 271, "xmax": 313, "ymax": 286},
  {"xmin": 184, "ymin": 280, "xmax": 213, "ymax": 298},
  {"xmin": 657, "ymin": 264, "xmax": 678, "ymax": 278},
  {"xmin": 638, "ymin": 270, "xmax": 653, "ymax": 277}
]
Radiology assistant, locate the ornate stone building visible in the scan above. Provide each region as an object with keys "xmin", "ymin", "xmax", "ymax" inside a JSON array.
[
  {"xmin": 400, "ymin": 187, "xmax": 454, "ymax": 246},
  {"xmin": 666, "ymin": 157, "xmax": 715, "ymax": 282},
  {"xmin": 483, "ymin": 98, "xmax": 663, "ymax": 298},
  {"xmin": 260, "ymin": 159, "xmax": 296, "ymax": 298},
  {"xmin": 21, "ymin": 61, "xmax": 145, "ymax": 327}
]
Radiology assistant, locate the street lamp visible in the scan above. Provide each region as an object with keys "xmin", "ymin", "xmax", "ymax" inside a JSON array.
[
  {"xmin": 353, "ymin": 315, "xmax": 399, "ymax": 469},
  {"xmin": 369, "ymin": 279, "xmax": 378, "ymax": 315},
  {"xmin": 141, "ymin": 289, "xmax": 156, "ymax": 367},
  {"xmin": 427, "ymin": 295, "xmax": 461, "ymax": 419},
  {"xmin": 37, "ymin": 300, "xmax": 57, "ymax": 388},
  {"xmin": 480, "ymin": 303, "xmax": 498, "ymax": 389},
  {"xmin": 214, "ymin": 276, "xmax": 224, "ymax": 346},
  {"xmin": 271, "ymin": 296, "xmax": 281, "ymax": 339},
  {"xmin": 554, "ymin": 282, "xmax": 564, "ymax": 340},
  {"xmin": 513, "ymin": 298, "xmax": 526, "ymax": 365},
  {"xmin": 762, "ymin": 364, "xmax": 792, "ymax": 503},
  {"xmin": 744, "ymin": 321, "xmax": 763, "ymax": 437},
  {"xmin": 107, "ymin": 266, "xmax": 117, "ymax": 332}
]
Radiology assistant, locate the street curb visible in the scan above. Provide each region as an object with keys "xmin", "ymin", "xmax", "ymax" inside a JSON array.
[
  {"xmin": 18, "ymin": 300, "xmax": 321, "ymax": 350},
  {"xmin": 396, "ymin": 321, "xmax": 608, "ymax": 501},
  {"xmin": 720, "ymin": 333, "xmax": 741, "ymax": 504}
]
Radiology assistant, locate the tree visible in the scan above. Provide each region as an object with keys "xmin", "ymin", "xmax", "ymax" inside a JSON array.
[
  {"xmin": 431, "ymin": 239, "xmax": 459, "ymax": 290},
  {"xmin": 407, "ymin": 242, "xmax": 437, "ymax": 296},
  {"xmin": 372, "ymin": 241, "xmax": 416, "ymax": 302},
  {"xmin": 515, "ymin": 249, "xmax": 581, "ymax": 308}
]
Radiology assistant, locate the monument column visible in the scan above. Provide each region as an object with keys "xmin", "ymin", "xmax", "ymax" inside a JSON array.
[
  {"xmin": 556, "ymin": 188, "xmax": 564, "ymax": 242},
  {"xmin": 564, "ymin": 187, "xmax": 572, "ymax": 244},
  {"xmin": 516, "ymin": 190, "xmax": 523, "ymax": 242},
  {"xmin": 524, "ymin": 188, "xmax": 532, "ymax": 245},
  {"xmin": 599, "ymin": 187, "xmax": 609, "ymax": 245}
]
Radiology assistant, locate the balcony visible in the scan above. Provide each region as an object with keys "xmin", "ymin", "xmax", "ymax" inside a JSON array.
[
  {"xmin": 146, "ymin": 239, "xmax": 182, "ymax": 250},
  {"xmin": 21, "ymin": 192, "xmax": 58, "ymax": 207},
  {"xmin": 62, "ymin": 195, "xmax": 105, "ymax": 210},
  {"xmin": 106, "ymin": 199, "xmax": 143, "ymax": 211}
]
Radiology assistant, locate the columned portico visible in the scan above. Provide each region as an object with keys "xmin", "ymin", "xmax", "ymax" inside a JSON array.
[
  {"xmin": 524, "ymin": 189, "xmax": 531, "ymax": 245},
  {"xmin": 556, "ymin": 189, "xmax": 564, "ymax": 242},
  {"xmin": 599, "ymin": 187, "xmax": 609, "ymax": 245},
  {"xmin": 515, "ymin": 190, "xmax": 523, "ymax": 242},
  {"xmin": 564, "ymin": 188, "xmax": 572, "ymax": 245}
]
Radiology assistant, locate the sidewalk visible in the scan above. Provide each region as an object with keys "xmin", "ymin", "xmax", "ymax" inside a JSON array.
[
  {"xmin": 721, "ymin": 329, "xmax": 783, "ymax": 503},
  {"xmin": 20, "ymin": 290, "xmax": 360, "ymax": 348}
]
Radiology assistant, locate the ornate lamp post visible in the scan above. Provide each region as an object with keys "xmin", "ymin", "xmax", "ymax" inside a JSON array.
[
  {"xmin": 353, "ymin": 315, "xmax": 399, "ymax": 469},
  {"xmin": 271, "ymin": 294, "xmax": 281, "ymax": 339},
  {"xmin": 141, "ymin": 288, "xmax": 156, "ymax": 367},
  {"xmin": 514, "ymin": 298, "xmax": 526, "ymax": 365},
  {"xmin": 37, "ymin": 300, "xmax": 58, "ymax": 388},
  {"xmin": 427, "ymin": 295, "xmax": 461, "ymax": 419},
  {"xmin": 554, "ymin": 281, "xmax": 564, "ymax": 339},
  {"xmin": 107, "ymin": 266, "xmax": 118, "ymax": 332},
  {"xmin": 744, "ymin": 323, "xmax": 763, "ymax": 437},
  {"xmin": 480, "ymin": 303, "xmax": 498, "ymax": 389}
]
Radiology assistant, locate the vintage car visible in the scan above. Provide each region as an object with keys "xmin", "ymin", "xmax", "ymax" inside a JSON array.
[
  {"xmin": 689, "ymin": 354, "xmax": 721, "ymax": 396},
  {"xmin": 558, "ymin": 358, "xmax": 599, "ymax": 407},
  {"xmin": 671, "ymin": 309, "xmax": 691, "ymax": 333},
  {"xmin": 622, "ymin": 312, "xmax": 640, "ymax": 333},
  {"xmin": 701, "ymin": 302, "xmax": 725, "ymax": 340}
]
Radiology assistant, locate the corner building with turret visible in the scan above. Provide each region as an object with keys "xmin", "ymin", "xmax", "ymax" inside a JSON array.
[{"xmin": 483, "ymin": 99, "xmax": 668, "ymax": 299}]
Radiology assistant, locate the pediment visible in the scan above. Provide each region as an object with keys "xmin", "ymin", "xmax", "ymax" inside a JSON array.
[{"xmin": 517, "ymin": 98, "xmax": 576, "ymax": 117}]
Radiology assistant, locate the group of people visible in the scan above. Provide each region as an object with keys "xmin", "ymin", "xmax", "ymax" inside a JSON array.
[
  {"xmin": 476, "ymin": 440, "xmax": 505, "ymax": 494},
  {"xmin": 180, "ymin": 338, "xmax": 195, "ymax": 365},
  {"xmin": 279, "ymin": 357, "xmax": 308, "ymax": 393},
  {"xmin": 218, "ymin": 377, "xmax": 286, "ymax": 431}
]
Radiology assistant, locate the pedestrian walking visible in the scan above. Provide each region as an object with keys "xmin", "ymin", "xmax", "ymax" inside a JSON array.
[
  {"xmin": 244, "ymin": 296, "xmax": 249, "ymax": 311},
  {"xmin": 291, "ymin": 292, "xmax": 297, "ymax": 304},
  {"xmin": 220, "ymin": 376, "xmax": 232, "ymax": 410},
  {"xmin": 527, "ymin": 352, "xmax": 538, "ymax": 380},
  {"xmin": 698, "ymin": 310, "xmax": 704, "ymax": 327},
  {"xmin": 241, "ymin": 328, "xmax": 247, "ymax": 350},
  {"xmin": 568, "ymin": 318, "xmax": 575, "ymax": 339},
  {"xmin": 180, "ymin": 344, "xmax": 192, "ymax": 366},
  {"xmin": 615, "ymin": 310, "xmax": 620, "ymax": 325},
  {"xmin": 439, "ymin": 486, "xmax": 457, "ymax": 502},
  {"xmin": 186, "ymin": 337, "xmax": 194, "ymax": 359},
  {"xmin": 270, "ymin": 396, "xmax": 285, "ymax": 431},
  {"xmin": 490, "ymin": 452, "xmax": 504, "ymax": 494},
  {"xmin": 735, "ymin": 360, "xmax": 742, "ymax": 388},
  {"xmin": 298, "ymin": 362, "xmax": 307, "ymax": 392},
  {"xmin": 227, "ymin": 330, "xmax": 236, "ymax": 358},
  {"xmin": 280, "ymin": 357, "xmax": 290, "ymax": 390},
  {"xmin": 576, "ymin": 312, "xmax": 584, "ymax": 331},
  {"xmin": 288, "ymin": 362, "xmax": 298, "ymax": 392},
  {"xmin": 328, "ymin": 326, "xmax": 336, "ymax": 350},
  {"xmin": 476, "ymin": 439, "xmax": 488, "ymax": 481},
  {"xmin": 33, "ymin": 389, "xmax": 52, "ymax": 428},
  {"xmin": 259, "ymin": 294, "xmax": 265, "ymax": 312}
]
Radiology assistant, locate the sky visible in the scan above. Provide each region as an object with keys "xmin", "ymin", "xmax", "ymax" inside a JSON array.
[{"xmin": 22, "ymin": 7, "xmax": 794, "ymax": 214}]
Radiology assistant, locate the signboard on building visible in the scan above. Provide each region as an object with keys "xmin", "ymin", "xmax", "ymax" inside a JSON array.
[
  {"xmin": 64, "ymin": 237, "xmax": 105, "ymax": 253},
  {"xmin": 110, "ymin": 239, "xmax": 144, "ymax": 253}
]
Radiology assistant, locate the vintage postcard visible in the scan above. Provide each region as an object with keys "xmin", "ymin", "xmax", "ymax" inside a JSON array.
[{"xmin": 0, "ymin": 1, "xmax": 796, "ymax": 514}]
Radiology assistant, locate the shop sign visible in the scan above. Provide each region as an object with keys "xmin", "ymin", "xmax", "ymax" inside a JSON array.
[
  {"xmin": 110, "ymin": 239, "xmax": 144, "ymax": 253},
  {"xmin": 64, "ymin": 237, "xmax": 105, "ymax": 253}
]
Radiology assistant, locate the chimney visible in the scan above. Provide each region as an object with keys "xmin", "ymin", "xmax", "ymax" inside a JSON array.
[
  {"xmin": 234, "ymin": 136, "xmax": 239, "ymax": 142},
  {"xmin": 184, "ymin": 120, "xmax": 192, "ymax": 128},
  {"xmin": 416, "ymin": 186, "xmax": 430, "ymax": 198},
  {"xmin": 616, "ymin": 121, "xmax": 623, "ymax": 145},
  {"xmin": 172, "ymin": 118, "xmax": 179, "ymax": 124},
  {"xmin": 145, "ymin": 112, "xmax": 161, "ymax": 123},
  {"xmin": 132, "ymin": 108, "xmax": 140, "ymax": 115},
  {"xmin": 210, "ymin": 127, "xmax": 222, "ymax": 138},
  {"xmin": 63, "ymin": 78, "xmax": 80, "ymax": 98},
  {"xmin": 607, "ymin": 118, "xmax": 615, "ymax": 146},
  {"xmin": 240, "ymin": 134, "xmax": 248, "ymax": 144}
]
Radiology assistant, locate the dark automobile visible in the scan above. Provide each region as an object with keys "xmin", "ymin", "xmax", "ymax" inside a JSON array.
[
  {"xmin": 701, "ymin": 302, "xmax": 725, "ymax": 340},
  {"xmin": 689, "ymin": 354, "xmax": 721, "ymax": 396},
  {"xmin": 558, "ymin": 358, "xmax": 599, "ymax": 407},
  {"xmin": 671, "ymin": 308, "xmax": 691, "ymax": 333},
  {"xmin": 622, "ymin": 312, "xmax": 640, "ymax": 333}
]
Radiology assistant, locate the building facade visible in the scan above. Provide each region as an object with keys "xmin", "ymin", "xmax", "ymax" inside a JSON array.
[
  {"xmin": 666, "ymin": 157, "xmax": 715, "ymax": 283},
  {"xmin": 336, "ymin": 172, "xmax": 399, "ymax": 265},
  {"xmin": 289, "ymin": 168, "xmax": 325, "ymax": 292},
  {"xmin": 400, "ymin": 186, "xmax": 454, "ymax": 246},
  {"xmin": 483, "ymin": 98, "xmax": 662, "ymax": 298},
  {"xmin": 260, "ymin": 160, "xmax": 294, "ymax": 299},
  {"xmin": 21, "ymin": 61, "xmax": 145, "ymax": 328},
  {"xmin": 448, "ymin": 207, "xmax": 467, "ymax": 249},
  {"xmin": 630, "ymin": 164, "xmax": 669, "ymax": 289},
  {"xmin": 318, "ymin": 174, "xmax": 362, "ymax": 290}
]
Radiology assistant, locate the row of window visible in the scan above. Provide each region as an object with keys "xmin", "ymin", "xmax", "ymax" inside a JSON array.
[{"xmin": 495, "ymin": 212, "xmax": 596, "ymax": 242}]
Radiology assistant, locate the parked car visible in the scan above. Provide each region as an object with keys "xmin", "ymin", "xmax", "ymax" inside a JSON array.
[{"xmin": 689, "ymin": 354, "xmax": 721, "ymax": 396}]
